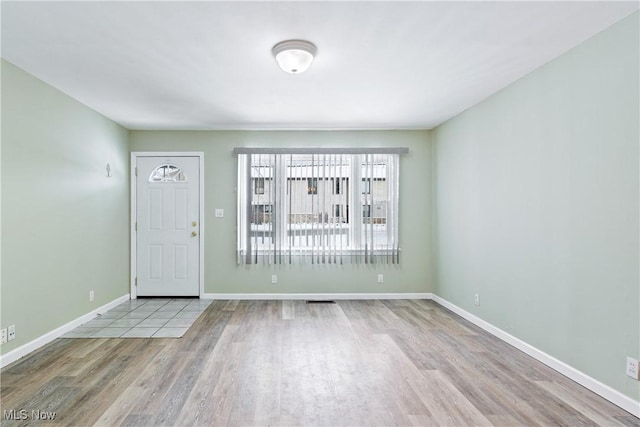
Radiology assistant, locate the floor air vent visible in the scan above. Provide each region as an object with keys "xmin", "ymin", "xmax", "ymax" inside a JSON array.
[{"xmin": 305, "ymin": 300, "xmax": 336, "ymax": 304}]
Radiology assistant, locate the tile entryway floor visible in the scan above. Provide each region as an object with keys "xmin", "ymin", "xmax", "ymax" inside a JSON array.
[{"xmin": 61, "ymin": 298, "xmax": 212, "ymax": 339}]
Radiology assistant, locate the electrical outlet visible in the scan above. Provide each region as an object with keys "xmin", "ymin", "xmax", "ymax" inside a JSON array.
[
  {"xmin": 377, "ymin": 274, "xmax": 384, "ymax": 283},
  {"xmin": 474, "ymin": 294, "xmax": 480, "ymax": 306},
  {"xmin": 1, "ymin": 329, "xmax": 7, "ymax": 344},
  {"xmin": 8, "ymin": 325, "xmax": 15, "ymax": 341},
  {"xmin": 626, "ymin": 357, "xmax": 640, "ymax": 380},
  {"xmin": 271, "ymin": 274, "xmax": 277, "ymax": 284},
  {"xmin": 89, "ymin": 290, "xmax": 95, "ymax": 302}
]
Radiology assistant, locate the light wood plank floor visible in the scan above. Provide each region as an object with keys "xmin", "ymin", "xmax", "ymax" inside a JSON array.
[{"xmin": 1, "ymin": 300, "xmax": 638, "ymax": 426}]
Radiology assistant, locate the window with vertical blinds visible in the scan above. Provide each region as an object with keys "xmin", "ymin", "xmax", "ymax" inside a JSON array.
[{"xmin": 236, "ymin": 147, "xmax": 407, "ymax": 265}]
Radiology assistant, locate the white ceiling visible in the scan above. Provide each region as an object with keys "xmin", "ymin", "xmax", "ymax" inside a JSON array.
[{"xmin": 2, "ymin": 1, "xmax": 637, "ymax": 130}]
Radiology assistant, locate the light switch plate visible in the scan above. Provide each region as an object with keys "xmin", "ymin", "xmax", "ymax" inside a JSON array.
[
  {"xmin": 626, "ymin": 357, "xmax": 640, "ymax": 380},
  {"xmin": 215, "ymin": 209, "xmax": 224, "ymax": 218}
]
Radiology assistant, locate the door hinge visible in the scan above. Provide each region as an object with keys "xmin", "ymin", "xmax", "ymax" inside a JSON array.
[
  {"xmin": 135, "ymin": 277, "xmax": 138, "ymax": 287},
  {"xmin": 135, "ymin": 222, "xmax": 137, "ymax": 231},
  {"xmin": 135, "ymin": 167, "xmax": 138, "ymax": 176}
]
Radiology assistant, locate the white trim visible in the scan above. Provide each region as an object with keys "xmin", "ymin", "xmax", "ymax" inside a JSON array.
[
  {"xmin": 0, "ymin": 294, "xmax": 130, "ymax": 369},
  {"xmin": 130, "ymin": 152, "xmax": 205, "ymax": 299},
  {"xmin": 202, "ymin": 293, "xmax": 432, "ymax": 300},
  {"xmin": 130, "ymin": 153, "xmax": 137, "ymax": 298},
  {"xmin": 430, "ymin": 294, "xmax": 640, "ymax": 418},
  {"xmin": 198, "ymin": 154, "xmax": 205, "ymax": 298}
]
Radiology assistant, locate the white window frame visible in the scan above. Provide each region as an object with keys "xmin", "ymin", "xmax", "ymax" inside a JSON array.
[{"xmin": 236, "ymin": 147, "xmax": 406, "ymax": 265}]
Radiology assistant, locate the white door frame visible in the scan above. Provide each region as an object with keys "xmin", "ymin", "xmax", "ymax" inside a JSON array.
[{"xmin": 130, "ymin": 152, "xmax": 205, "ymax": 299}]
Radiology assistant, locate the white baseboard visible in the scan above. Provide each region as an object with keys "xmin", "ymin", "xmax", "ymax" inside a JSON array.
[
  {"xmin": 0, "ymin": 294, "xmax": 130, "ymax": 369},
  {"xmin": 430, "ymin": 294, "xmax": 640, "ymax": 418},
  {"xmin": 202, "ymin": 292, "xmax": 433, "ymax": 300}
]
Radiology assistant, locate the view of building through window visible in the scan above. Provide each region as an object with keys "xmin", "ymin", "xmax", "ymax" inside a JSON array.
[{"xmin": 237, "ymin": 152, "xmax": 400, "ymax": 264}]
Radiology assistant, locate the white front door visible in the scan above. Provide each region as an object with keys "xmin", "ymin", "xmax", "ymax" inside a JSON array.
[{"xmin": 135, "ymin": 156, "xmax": 200, "ymax": 296}]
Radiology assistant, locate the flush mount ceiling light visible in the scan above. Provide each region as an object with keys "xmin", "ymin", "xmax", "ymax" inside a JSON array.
[{"xmin": 272, "ymin": 39, "xmax": 317, "ymax": 74}]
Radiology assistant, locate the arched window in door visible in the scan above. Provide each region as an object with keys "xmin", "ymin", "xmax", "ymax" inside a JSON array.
[{"xmin": 148, "ymin": 164, "xmax": 187, "ymax": 183}]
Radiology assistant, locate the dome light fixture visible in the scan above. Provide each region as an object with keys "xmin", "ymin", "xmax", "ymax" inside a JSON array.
[{"xmin": 272, "ymin": 39, "xmax": 317, "ymax": 74}]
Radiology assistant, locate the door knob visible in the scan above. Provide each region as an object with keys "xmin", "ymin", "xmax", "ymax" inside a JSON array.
[{"xmin": 191, "ymin": 231, "xmax": 197, "ymax": 237}]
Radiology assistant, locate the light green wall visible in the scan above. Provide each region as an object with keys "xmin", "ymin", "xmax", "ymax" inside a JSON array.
[
  {"xmin": 433, "ymin": 13, "xmax": 639, "ymax": 401},
  {"xmin": 0, "ymin": 60, "xmax": 130, "ymax": 355},
  {"xmin": 130, "ymin": 130, "xmax": 434, "ymax": 295}
]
